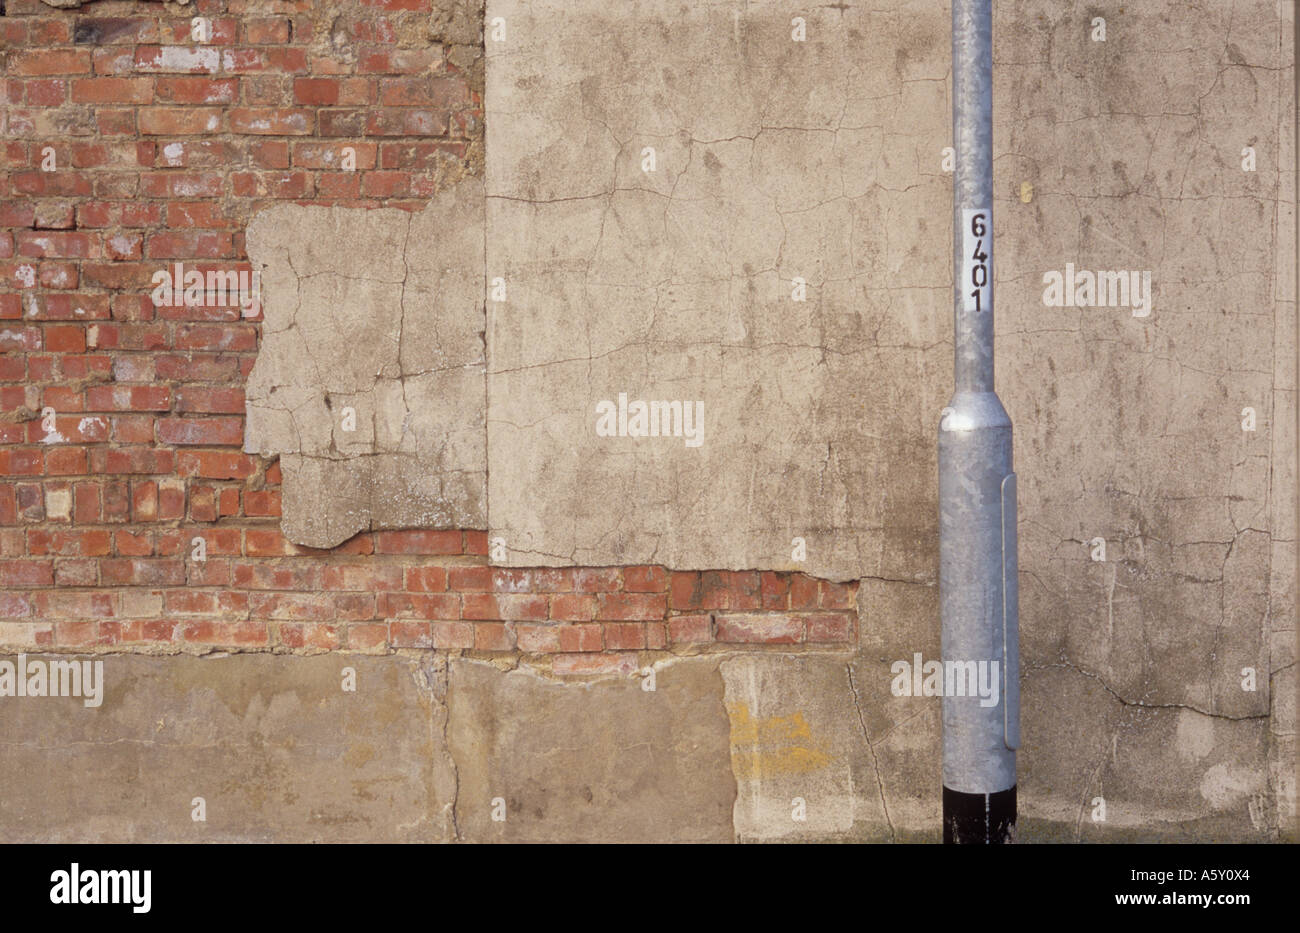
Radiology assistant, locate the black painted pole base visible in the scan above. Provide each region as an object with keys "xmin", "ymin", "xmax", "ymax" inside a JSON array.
[{"xmin": 943, "ymin": 786, "xmax": 1016, "ymax": 844}]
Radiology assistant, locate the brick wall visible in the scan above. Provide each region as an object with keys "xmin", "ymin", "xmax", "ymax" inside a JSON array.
[{"xmin": 0, "ymin": 0, "xmax": 857, "ymax": 673}]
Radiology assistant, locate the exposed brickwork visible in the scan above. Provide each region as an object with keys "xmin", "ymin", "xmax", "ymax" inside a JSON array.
[{"xmin": 0, "ymin": 0, "xmax": 858, "ymax": 666}]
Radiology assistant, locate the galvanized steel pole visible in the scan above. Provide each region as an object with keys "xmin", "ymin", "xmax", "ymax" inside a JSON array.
[{"xmin": 940, "ymin": 0, "xmax": 1020, "ymax": 843}]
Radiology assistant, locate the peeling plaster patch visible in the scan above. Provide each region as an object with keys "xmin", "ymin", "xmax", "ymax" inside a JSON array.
[
  {"xmin": 485, "ymin": 0, "xmax": 950, "ymax": 581},
  {"xmin": 243, "ymin": 178, "xmax": 486, "ymax": 548}
]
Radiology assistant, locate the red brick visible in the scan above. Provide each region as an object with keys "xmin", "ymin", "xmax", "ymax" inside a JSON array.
[
  {"xmin": 31, "ymin": 415, "xmax": 109, "ymax": 444},
  {"xmin": 404, "ymin": 566, "xmax": 447, "ymax": 592},
  {"xmin": 140, "ymin": 172, "xmax": 224, "ymax": 198},
  {"xmin": 377, "ymin": 592, "xmax": 458, "ymax": 619},
  {"xmin": 0, "ymin": 593, "xmax": 34, "ymax": 619},
  {"xmin": 316, "ymin": 173, "xmax": 360, "ymax": 198},
  {"xmin": 188, "ymin": 485, "xmax": 217, "ymax": 522},
  {"xmin": 54, "ymin": 560, "xmax": 99, "ymax": 587},
  {"xmin": 0, "ymin": 558, "xmax": 53, "ymax": 587},
  {"xmin": 218, "ymin": 487, "xmax": 241, "ymax": 518},
  {"xmin": 179, "ymin": 621, "xmax": 268, "ymax": 646},
  {"xmin": 35, "ymin": 591, "xmax": 115, "ymax": 619},
  {"xmin": 44, "ymin": 323, "xmax": 90, "ymax": 350},
  {"xmin": 515, "ymin": 623, "xmax": 559, "ymax": 654},
  {"xmin": 11, "ymin": 173, "xmax": 93, "ymax": 198},
  {"xmin": 279, "ymin": 623, "xmax": 341, "ymax": 650},
  {"xmin": 93, "ymin": 534, "xmax": 133, "ymax": 564},
  {"xmin": 430, "ymin": 620, "xmax": 474, "ymax": 649},
  {"xmin": 244, "ymin": 18, "xmax": 291, "ymax": 44},
  {"xmin": 473, "ymin": 622, "xmax": 515, "ymax": 652},
  {"xmin": 448, "ymin": 565, "xmax": 490, "ymax": 591},
  {"xmin": 174, "ymin": 324, "xmax": 256, "ymax": 352},
  {"xmin": 26, "ymin": 529, "xmax": 112, "ymax": 557},
  {"xmin": 698, "ymin": 571, "xmax": 762, "ymax": 610},
  {"xmin": 228, "ymin": 108, "xmax": 313, "ymax": 135},
  {"xmin": 25, "ymin": 78, "xmax": 66, "ymax": 106},
  {"xmin": 805, "ymin": 612, "xmax": 855, "ymax": 643},
  {"xmin": 155, "ymin": 354, "xmax": 240, "ymax": 382},
  {"xmin": 373, "ymin": 530, "xmax": 461, "ymax": 555},
  {"xmin": 598, "ymin": 592, "xmax": 667, "ymax": 621},
  {"xmin": 138, "ymin": 107, "xmax": 223, "ymax": 135},
  {"xmin": 347, "ymin": 623, "xmax": 388, "ymax": 651},
  {"xmin": 623, "ymin": 565, "xmax": 667, "ymax": 592},
  {"xmin": 249, "ymin": 139, "xmax": 291, "ymax": 169},
  {"xmin": 75, "ymin": 17, "xmax": 159, "ymax": 45},
  {"xmin": 491, "ymin": 567, "xmax": 572, "ymax": 593},
  {"xmin": 0, "ymin": 449, "xmax": 43, "ymax": 476},
  {"xmin": 166, "ymin": 202, "xmax": 230, "ymax": 228},
  {"xmin": 292, "ymin": 141, "xmax": 377, "ymax": 170},
  {"xmin": 819, "ymin": 579, "xmax": 858, "ymax": 610},
  {"xmin": 110, "ymin": 415, "xmax": 152, "ymax": 447},
  {"xmin": 549, "ymin": 593, "xmax": 598, "ymax": 622},
  {"xmin": 389, "ymin": 620, "xmax": 432, "ymax": 648},
  {"xmin": 100, "ymin": 558, "xmax": 185, "ymax": 586},
  {"xmin": 574, "ymin": 567, "xmax": 621, "ymax": 593},
  {"xmin": 45, "ymin": 446, "xmax": 86, "ymax": 475},
  {"xmin": 231, "ymin": 562, "xmax": 316, "ymax": 591},
  {"xmin": 154, "ymin": 77, "xmax": 238, "ymax": 104},
  {"xmin": 667, "ymin": 614, "xmax": 713, "ymax": 645},
  {"xmin": 361, "ymin": 171, "xmax": 413, "ymax": 197},
  {"xmin": 73, "ymin": 483, "xmax": 100, "ymax": 523},
  {"xmin": 85, "ymin": 384, "xmax": 171, "ymax": 411},
  {"xmin": 243, "ymin": 489, "xmax": 280, "ymax": 517},
  {"xmin": 603, "ymin": 622, "xmax": 646, "ymax": 650},
  {"xmin": 669, "ymin": 571, "xmax": 701, "ymax": 609},
  {"xmin": 789, "ymin": 573, "xmax": 819, "ymax": 610},
  {"xmin": 231, "ymin": 171, "xmax": 312, "ymax": 199},
  {"xmin": 133, "ymin": 46, "xmax": 221, "ymax": 74},
  {"xmin": 357, "ymin": 48, "xmax": 438, "ymax": 74},
  {"xmin": 556, "ymin": 624, "xmax": 602, "ymax": 653},
  {"xmin": 156, "ymin": 417, "xmax": 243, "ymax": 446},
  {"xmin": 243, "ymin": 529, "xmax": 306, "ymax": 556},
  {"xmin": 248, "ymin": 592, "xmax": 332, "ymax": 622},
  {"xmin": 102, "ymin": 481, "xmax": 130, "ymax": 521},
  {"xmin": 714, "ymin": 613, "xmax": 804, "ymax": 644},
  {"xmin": 496, "ymin": 594, "xmax": 548, "ymax": 622},
  {"xmin": 293, "ymin": 77, "xmax": 339, "ymax": 105},
  {"xmin": 71, "ymin": 77, "xmax": 154, "ymax": 104},
  {"xmin": 365, "ymin": 108, "xmax": 448, "ymax": 136},
  {"xmin": 177, "ymin": 450, "xmax": 256, "ymax": 479},
  {"xmin": 9, "ymin": 50, "xmax": 91, "ymax": 76},
  {"xmin": 145, "ymin": 231, "xmax": 233, "ymax": 260},
  {"xmin": 16, "ymin": 232, "xmax": 98, "ymax": 260},
  {"xmin": 318, "ymin": 109, "xmax": 365, "ymax": 137},
  {"xmin": 321, "ymin": 564, "xmax": 403, "ymax": 592}
]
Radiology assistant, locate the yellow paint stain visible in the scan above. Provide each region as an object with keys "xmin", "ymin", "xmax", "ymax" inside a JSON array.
[
  {"xmin": 1019, "ymin": 181, "xmax": 1034, "ymax": 203},
  {"xmin": 727, "ymin": 702, "xmax": 833, "ymax": 778}
]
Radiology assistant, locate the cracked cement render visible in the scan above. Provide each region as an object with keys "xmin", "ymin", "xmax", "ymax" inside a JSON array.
[
  {"xmin": 484, "ymin": 0, "xmax": 949, "ymax": 583},
  {"xmin": 242, "ymin": 179, "xmax": 487, "ymax": 549}
]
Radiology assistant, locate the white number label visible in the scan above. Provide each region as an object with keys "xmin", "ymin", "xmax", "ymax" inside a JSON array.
[{"xmin": 962, "ymin": 208, "xmax": 991, "ymax": 312}]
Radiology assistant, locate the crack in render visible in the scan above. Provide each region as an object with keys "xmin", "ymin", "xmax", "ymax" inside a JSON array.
[
  {"xmin": 847, "ymin": 664, "xmax": 896, "ymax": 842},
  {"xmin": 1026, "ymin": 660, "xmax": 1270, "ymax": 721},
  {"xmin": 441, "ymin": 659, "xmax": 462, "ymax": 843}
]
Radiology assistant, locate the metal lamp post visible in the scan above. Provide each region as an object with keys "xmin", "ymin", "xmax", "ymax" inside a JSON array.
[{"xmin": 939, "ymin": 0, "xmax": 1020, "ymax": 844}]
